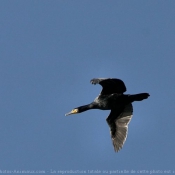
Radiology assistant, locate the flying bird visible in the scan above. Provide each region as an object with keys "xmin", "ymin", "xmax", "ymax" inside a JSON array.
[{"xmin": 65, "ymin": 78, "xmax": 149, "ymax": 152}]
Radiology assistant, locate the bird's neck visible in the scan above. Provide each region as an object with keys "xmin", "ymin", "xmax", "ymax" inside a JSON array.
[{"xmin": 79, "ymin": 102, "xmax": 98, "ymax": 113}]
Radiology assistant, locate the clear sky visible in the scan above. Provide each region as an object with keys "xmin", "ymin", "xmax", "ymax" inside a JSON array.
[{"xmin": 1, "ymin": 0, "xmax": 175, "ymax": 174}]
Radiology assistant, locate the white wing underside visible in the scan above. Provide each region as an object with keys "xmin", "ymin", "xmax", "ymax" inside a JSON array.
[{"xmin": 111, "ymin": 104, "xmax": 133, "ymax": 152}]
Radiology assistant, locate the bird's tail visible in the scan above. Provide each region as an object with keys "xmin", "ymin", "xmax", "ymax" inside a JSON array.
[{"xmin": 129, "ymin": 93, "xmax": 150, "ymax": 102}]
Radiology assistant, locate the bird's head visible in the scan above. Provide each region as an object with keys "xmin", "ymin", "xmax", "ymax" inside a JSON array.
[
  {"xmin": 65, "ymin": 108, "xmax": 79, "ymax": 116},
  {"xmin": 65, "ymin": 104, "xmax": 93, "ymax": 116}
]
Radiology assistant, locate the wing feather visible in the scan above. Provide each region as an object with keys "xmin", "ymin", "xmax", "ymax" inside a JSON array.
[
  {"xmin": 90, "ymin": 78, "xmax": 126, "ymax": 95},
  {"xmin": 106, "ymin": 104, "xmax": 133, "ymax": 152}
]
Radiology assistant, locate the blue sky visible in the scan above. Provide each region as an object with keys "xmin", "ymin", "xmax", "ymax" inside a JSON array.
[{"xmin": 1, "ymin": 0, "xmax": 175, "ymax": 174}]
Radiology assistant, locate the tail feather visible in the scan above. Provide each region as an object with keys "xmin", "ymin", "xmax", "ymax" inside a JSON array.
[{"xmin": 129, "ymin": 93, "xmax": 150, "ymax": 102}]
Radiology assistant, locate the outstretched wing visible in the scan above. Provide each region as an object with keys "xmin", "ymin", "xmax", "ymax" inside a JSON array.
[
  {"xmin": 90, "ymin": 78, "xmax": 126, "ymax": 95},
  {"xmin": 106, "ymin": 104, "xmax": 133, "ymax": 152}
]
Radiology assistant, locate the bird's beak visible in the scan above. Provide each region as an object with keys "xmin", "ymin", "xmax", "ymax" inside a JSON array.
[{"xmin": 65, "ymin": 109, "xmax": 78, "ymax": 116}]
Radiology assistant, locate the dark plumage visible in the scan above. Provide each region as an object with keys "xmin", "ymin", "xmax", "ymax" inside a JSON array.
[{"xmin": 65, "ymin": 78, "xmax": 150, "ymax": 152}]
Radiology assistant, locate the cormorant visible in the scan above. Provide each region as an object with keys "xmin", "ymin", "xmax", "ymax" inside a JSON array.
[{"xmin": 65, "ymin": 78, "xmax": 150, "ymax": 152}]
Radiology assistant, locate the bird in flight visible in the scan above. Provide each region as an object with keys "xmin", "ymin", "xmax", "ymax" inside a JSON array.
[{"xmin": 65, "ymin": 78, "xmax": 150, "ymax": 152}]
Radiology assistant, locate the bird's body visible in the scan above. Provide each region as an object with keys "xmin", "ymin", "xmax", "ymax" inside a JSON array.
[
  {"xmin": 65, "ymin": 78, "xmax": 149, "ymax": 152},
  {"xmin": 93, "ymin": 95, "xmax": 112, "ymax": 110}
]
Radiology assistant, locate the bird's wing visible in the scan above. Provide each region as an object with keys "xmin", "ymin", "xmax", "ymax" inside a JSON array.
[
  {"xmin": 106, "ymin": 104, "xmax": 133, "ymax": 152},
  {"xmin": 90, "ymin": 78, "xmax": 126, "ymax": 95}
]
